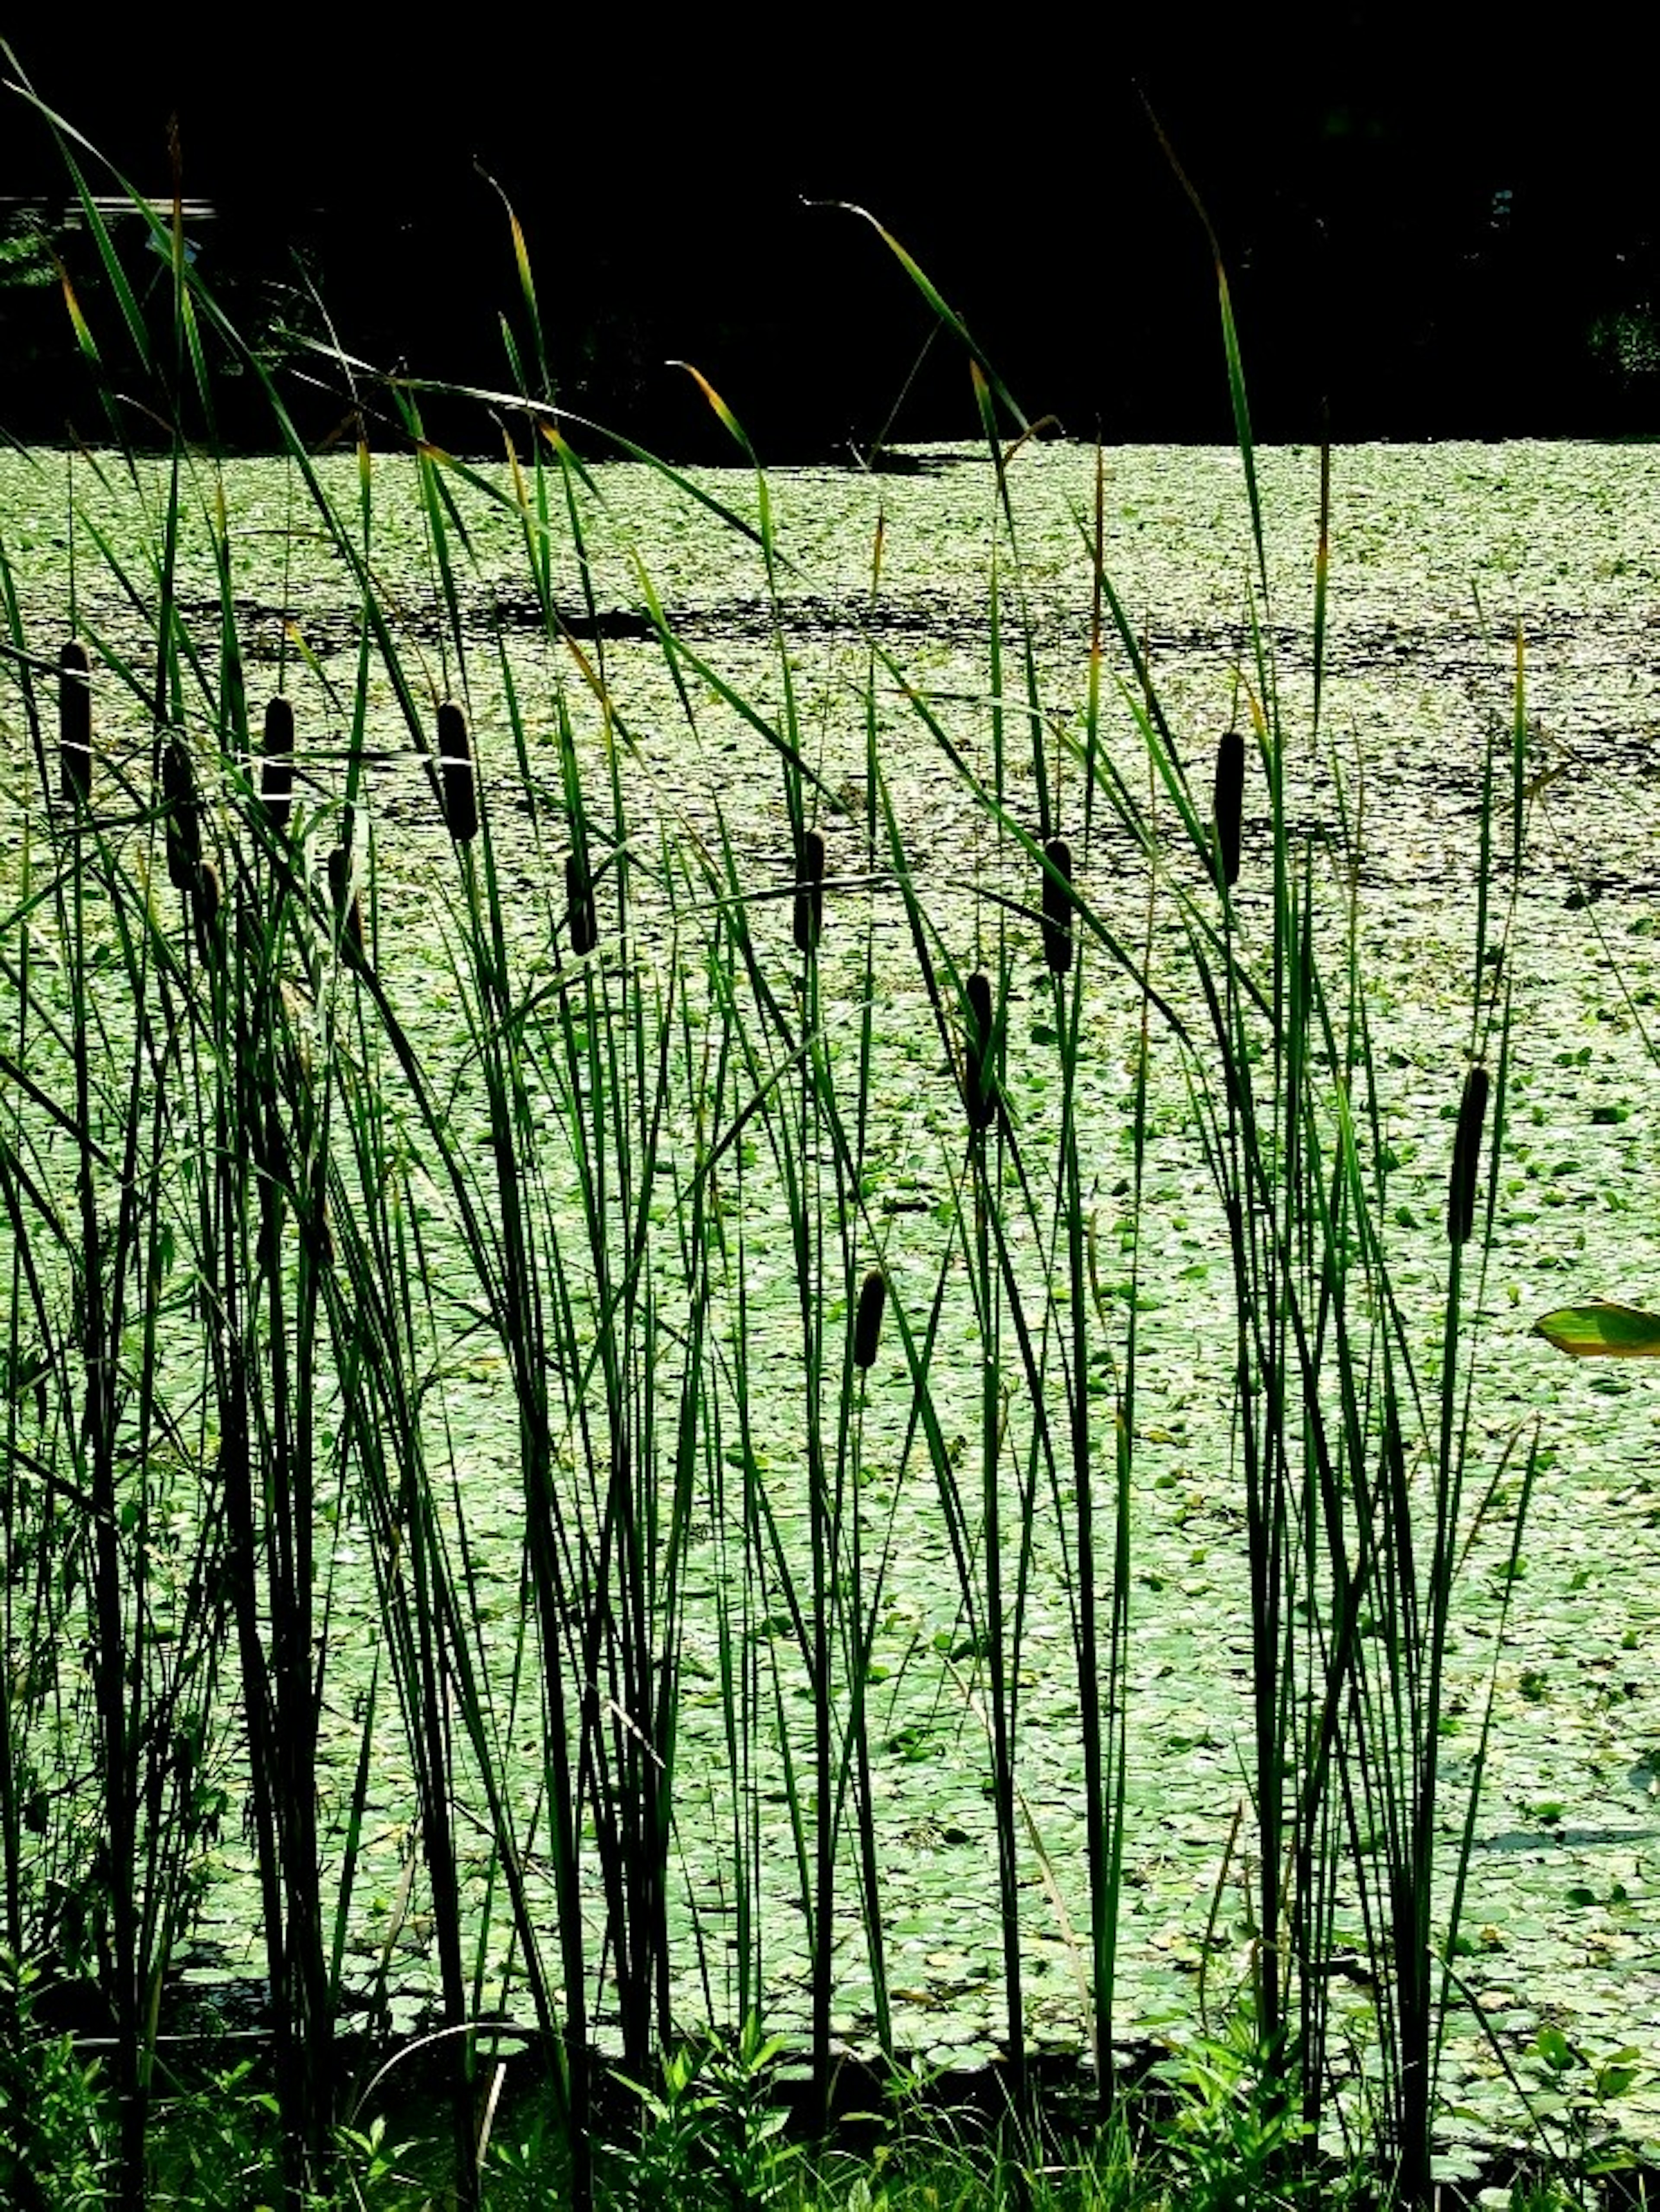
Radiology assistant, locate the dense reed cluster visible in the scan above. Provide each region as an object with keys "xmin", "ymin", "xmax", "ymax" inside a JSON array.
[{"xmin": 0, "ymin": 68, "xmax": 1555, "ymax": 2212}]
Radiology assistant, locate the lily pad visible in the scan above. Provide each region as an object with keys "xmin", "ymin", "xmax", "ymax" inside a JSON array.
[{"xmin": 1532, "ymin": 1301, "xmax": 1660, "ymax": 1357}]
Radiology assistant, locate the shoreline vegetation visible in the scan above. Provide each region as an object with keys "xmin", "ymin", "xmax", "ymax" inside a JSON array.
[{"xmin": 4, "ymin": 54, "xmax": 1660, "ymax": 2212}]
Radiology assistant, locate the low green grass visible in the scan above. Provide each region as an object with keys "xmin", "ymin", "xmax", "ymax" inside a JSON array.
[
  {"xmin": 4, "ymin": 1970, "xmax": 1608, "ymax": 2212},
  {"xmin": 4, "ymin": 45, "xmax": 1658, "ymax": 2212}
]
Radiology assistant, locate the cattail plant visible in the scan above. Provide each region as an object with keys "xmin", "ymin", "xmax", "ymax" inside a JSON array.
[
  {"xmin": 1041, "ymin": 835, "xmax": 1073, "ymax": 976},
  {"xmin": 58, "ymin": 639, "xmax": 90, "ymax": 806},
  {"xmin": 262, "ymin": 695, "xmax": 295, "ymax": 831},
  {"xmin": 852, "ymin": 1266, "xmax": 886, "ymax": 1371},
  {"xmin": 1446, "ymin": 1061, "xmax": 1490, "ymax": 1247},
  {"xmin": 436, "ymin": 698, "xmax": 479, "ymax": 843},
  {"xmin": 566, "ymin": 848, "xmax": 597, "ymax": 956},
  {"xmin": 327, "ymin": 844, "xmax": 364, "ymax": 958},
  {"xmin": 223, "ymin": 641, "xmax": 246, "ymax": 744},
  {"xmin": 192, "ymin": 857, "xmax": 222, "ymax": 964},
  {"xmin": 963, "ymin": 969, "xmax": 996, "ymax": 1132},
  {"xmin": 1212, "ymin": 727, "xmax": 1245, "ymax": 889},
  {"xmin": 161, "ymin": 737, "xmax": 200, "ymax": 892},
  {"xmin": 793, "ymin": 826, "xmax": 825, "ymax": 953}
]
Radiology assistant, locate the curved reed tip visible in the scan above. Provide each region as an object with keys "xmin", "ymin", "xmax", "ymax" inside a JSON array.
[
  {"xmin": 1213, "ymin": 729, "xmax": 1245, "ymax": 889},
  {"xmin": 262, "ymin": 696, "xmax": 295, "ymax": 832},
  {"xmin": 853, "ymin": 1267, "xmax": 887, "ymax": 1371},
  {"xmin": 964, "ymin": 969, "xmax": 996, "ymax": 1131},
  {"xmin": 793, "ymin": 827, "xmax": 826, "ymax": 953},
  {"xmin": 59, "ymin": 639, "xmax": 92, "ymax": 806},
  {"xmin": 1447, "ymin": 1062, "xmax": 1491, "ymax": 1247},
  {"xmin": 1042, "ymin": 835, "xmax": 1074, "ymax": 976},
  {"xmin": 567, "ymin": 849, "xmax": 597, "ymax": 956},
  {"xmin": 436, "ymin": 700, "xmax": 479, "ymax": 843},
  {"xmin": 161, "ymin": 739, "xmax": 201, "ymax": 892}
]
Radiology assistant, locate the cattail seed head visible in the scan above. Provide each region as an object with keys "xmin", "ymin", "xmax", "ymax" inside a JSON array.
[
  {"xmin": 161, "ymin": 739, "xmax": 201, "ymax": 892},
  {"xmin": 567, "ymin": 850, "xmax": 597, "ymax": 956},
  {"xmin": 1213, "ymin": 728, "xmax": 1245, "ymax": 890},
  {"xmin": 223, "ymin": 644, "xmax": 246, "ymax": 740},
  {"xmin": 853, "ymin": 1267, "xmax": 887, "ymax": 1371},
  {"xmin": 192, "ymin": 859, "xmax": 222, "ymax": 962},
  {"xmin": 1041, "ymin": 836, "xmax": 1073, "ymax": 976},
  {"xmin": 1447, "ymin": 1062, "xmax": 1491, "ymax": 1247},
  {"xmin": 436, "ymin": 699, "xmax": 478, "ymax": 843},
  {"xmin": 793, "ymin": 826, "xmax": 826, "ymax": 954},
  {"xmin": 328, "ymin": 845, "xmax": 364, "ymax": 958},
  {"xmin": 964, "ymin": 969, "xmax": 996, "ymax": 1132},
  {"xmin": 262, "ymin": 696, "xmax": 294, "ymax": 832},
  {"xmin": 59, "ymin": 640, "xmax": 91, "ymax": 806}
]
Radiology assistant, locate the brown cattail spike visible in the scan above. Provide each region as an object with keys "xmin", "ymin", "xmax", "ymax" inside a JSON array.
[
  {"xmin": 1213, "ymin": 728, "xmax": 1245, "ymax": 889},
  {"xmin": 59, "ymin": 641, "xmax": 91, "ymax": 806},
  {"xmin": 1042, "ymin": 836, "xmax": 1073, "ymax": 976},
  {"xmin": 853, "ymin": 1268, "xmax": 887, "ymax": 1371},
  {"xmin": 1447, "ymin": 1063, "xmax": 1491, "ymax": 1247},
  {"xmin": 328, "ymin": 846, "xmax": 364, "ymax": 958},
  {"xmin": 793, "ymin": 827, "xmax": 826, "ymax": 954},
  {"xmin": 964, "ymin": 969, "xmax": 996, "ymax": 1132},
  {"xmin": 262, "ymin": 696, "xmax": 294, "ymax": 832},
  {"xmin": 567, "ymin": 851, "xmax": 597, "ymax": 956},
  {"xmin": 192, "ymin": 860, "xmax": 222, "ymax": 965},
  {"xmin": 223, "ymin": 645, "xmax": 246, "ymax": 741},
  {"xmin": 436, "ymin": 700, "xmax": 478, "ymax": 843},
  {"xmin": 161, "ymin": 739, "xmax": 201, "ymax": 892}
]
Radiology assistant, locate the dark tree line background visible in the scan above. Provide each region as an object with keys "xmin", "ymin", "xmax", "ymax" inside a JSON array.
[{"xmin": 3, "ymin": 21, "xmax": 1657, "ymax": 456}]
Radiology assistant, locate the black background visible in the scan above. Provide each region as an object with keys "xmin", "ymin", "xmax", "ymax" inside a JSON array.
[{"xmin": 4, "ymin": 16, "xmax": 1657, "ymax": 453}]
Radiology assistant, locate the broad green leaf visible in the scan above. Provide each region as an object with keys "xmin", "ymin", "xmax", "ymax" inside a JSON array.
[{"xmin": 1532, "ymin": 1301, "xmax": 1660, "ymax": 1357}]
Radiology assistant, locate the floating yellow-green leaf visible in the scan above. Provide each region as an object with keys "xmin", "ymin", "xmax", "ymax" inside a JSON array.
[{"xmin": 1532, "ymin": 1301, "xmax": 1660, "ymax": 1357}]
